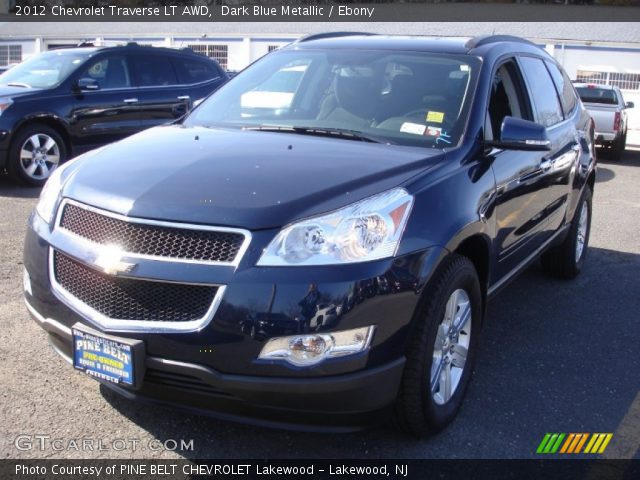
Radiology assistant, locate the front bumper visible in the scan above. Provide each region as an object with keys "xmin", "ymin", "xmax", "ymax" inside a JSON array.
[{"xmin": 24, "ymin": 209, "xmax": 445, "ymax": 429}]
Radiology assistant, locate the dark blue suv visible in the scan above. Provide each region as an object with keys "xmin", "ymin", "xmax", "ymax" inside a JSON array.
[
  {"xmin": 0, "ymin": 43, "xmax": 227, "ymax": 186},
  {"xmin": 23, "ymin": 34, "xmax": 596, "ymax": 435}
]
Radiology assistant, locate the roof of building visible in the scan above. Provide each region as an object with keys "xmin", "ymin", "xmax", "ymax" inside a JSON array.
[{"xmin": 1, "ymin": 22, "xmax": 639, "ymax": 45}]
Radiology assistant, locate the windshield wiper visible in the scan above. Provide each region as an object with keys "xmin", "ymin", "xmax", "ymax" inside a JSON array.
[
  {"xmin": 243, "ymin": 125, "xmax": 388, "ymax": 144},
  {"xmin": 6, "ymin": 82, "xmax": 32, "ymax": 88}
]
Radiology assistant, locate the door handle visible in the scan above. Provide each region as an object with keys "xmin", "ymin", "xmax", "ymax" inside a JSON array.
[
  {"xmin": 178, "ymin": 95, "xmax": 191, "ymax": 101},
  {"xmin": 123, "ymin": 98, "xmax": 138, "ymax": 104}
]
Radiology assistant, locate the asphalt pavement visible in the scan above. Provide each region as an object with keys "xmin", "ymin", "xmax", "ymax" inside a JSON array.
[{"xmin": 1, "ymin": 148, "xmax": 638, "ymax": 460}]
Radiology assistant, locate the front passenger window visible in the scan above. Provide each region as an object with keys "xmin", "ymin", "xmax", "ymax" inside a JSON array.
[{"xmin": 486, "ymin": 63, "xmax": 529, "ymax": 140}]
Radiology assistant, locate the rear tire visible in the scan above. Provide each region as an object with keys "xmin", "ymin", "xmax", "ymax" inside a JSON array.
[
  {"xmin": 394, "ymin": 254, "xmax": 482, "ymax": 437},
  {"xmin": 541, "ymin": 187, "xmax": 592, "ymax": 279},
  {"xmin": 7, "ymin": 124, "xmax": 66, "ymax": 187}
]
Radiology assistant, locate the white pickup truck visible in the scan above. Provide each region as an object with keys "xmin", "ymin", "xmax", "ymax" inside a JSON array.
[{"xmin": 574, "ymin": 83, "xmax": 634, "ymax": 160}]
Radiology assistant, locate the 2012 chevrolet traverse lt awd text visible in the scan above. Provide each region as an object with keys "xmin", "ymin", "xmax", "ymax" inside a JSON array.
[{"xmin": 23, "ymin": 34, "xmax": 596, "ymax": 435}]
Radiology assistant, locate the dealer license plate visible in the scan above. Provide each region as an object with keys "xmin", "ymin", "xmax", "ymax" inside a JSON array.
[{"xmin": 72, "ymin": 327, "xmax": 137, "ymax": 386}]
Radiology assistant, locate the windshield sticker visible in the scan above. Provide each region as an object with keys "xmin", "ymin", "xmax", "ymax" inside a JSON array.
[
  {"xmin": 426, "ymin": 111, "xmax": 445, "ymax": 123},
  {"xmin": 425, "ymin": 126, "xmax": 442, "ymax": 137},
  {"xmin": 400, "ymin": 122, "xmax": 427, "ymax": 135}
]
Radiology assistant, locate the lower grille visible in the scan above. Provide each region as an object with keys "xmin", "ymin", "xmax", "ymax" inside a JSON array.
[
  {"xmin": 144, "ymin": 369, "xmax": 232, "ymax": 398},
  {"xmin": 53, "ymin": 251, "xmax": 218, "ymax": 323}
]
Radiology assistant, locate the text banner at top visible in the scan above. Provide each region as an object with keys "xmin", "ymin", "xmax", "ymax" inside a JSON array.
[{"xmin": 3, "ymin": 2, "xmax": 640, "ymax": 22}]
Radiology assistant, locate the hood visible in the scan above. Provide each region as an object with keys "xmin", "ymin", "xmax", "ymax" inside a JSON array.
[
  {"xmin": 64, "ymin": 125, "xmax": 444, "ymax": 230},
  {"xmin": 0, "ymin": 85, "xmax": 41, "ymax": 98}
]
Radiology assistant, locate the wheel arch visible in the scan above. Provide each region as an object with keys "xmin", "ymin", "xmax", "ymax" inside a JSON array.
[
  {"xmin": 11, "ymin": 115, "xmax": 72, "ymax": 159},
  {"xmin": 451, "ymin": 234, "xmax": 491, "ymax": 318}
]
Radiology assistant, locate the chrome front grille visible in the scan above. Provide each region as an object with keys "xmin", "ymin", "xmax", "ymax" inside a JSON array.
[{"xmin": 58, "ymin": 200, "xmax": 249, "ymax": 265}]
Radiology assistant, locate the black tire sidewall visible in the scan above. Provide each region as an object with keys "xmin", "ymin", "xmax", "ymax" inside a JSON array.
[
  {"xmin": 421, "ymin": 262, "xmax": 482, "ymax": 430},
  {"xmin": 571, "ymin": 187, "xmax": 593, "ymax": 273},
  {"xmin": 7, "ymin": 124, "xmax": 66, "ymax": 187},
  {"xmin": 396, "ymin": 255, "xmax": 482, "ymax": 435}
]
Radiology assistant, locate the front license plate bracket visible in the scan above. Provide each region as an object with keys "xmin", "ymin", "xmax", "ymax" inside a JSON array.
[{"xmin": 72, "ymin": 323, "xmax": 145, "ymax": 390}]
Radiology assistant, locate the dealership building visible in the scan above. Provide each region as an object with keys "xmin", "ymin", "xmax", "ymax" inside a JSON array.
[{"xmin": 1, "ymin": 21, "xmax": 639, "ymax": 128}]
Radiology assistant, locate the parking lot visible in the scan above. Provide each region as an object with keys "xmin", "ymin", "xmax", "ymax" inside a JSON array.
[{"xmin": 1, "ymin": 145, "xmax": 639, "ymax": 460}]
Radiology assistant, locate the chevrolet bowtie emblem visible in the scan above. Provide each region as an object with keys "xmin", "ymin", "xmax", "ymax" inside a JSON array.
[{"xmin": 94, "ymin": 247, "xmax": 137, "ymax": 276}]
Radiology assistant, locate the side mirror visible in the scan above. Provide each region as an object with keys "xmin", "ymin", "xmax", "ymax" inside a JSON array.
[
  {"xmin": 625, "ymin": 101, "xmax": 634, "ymax": 109},
  {"xmin": 75, "ymin": 78, "xmax": 99, "ymax": 91},
  {"xmin": 487, "ymin": 116, "xmax": 551, "ymax": 151}
]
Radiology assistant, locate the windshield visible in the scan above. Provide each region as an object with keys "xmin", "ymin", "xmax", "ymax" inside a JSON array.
[
  {"xmin": 0, "ymin": 50, "xmax": 93, "ymax": 89},
  {"xmin": 576, "ymin": 87, "xmax": 619, "ymax": 105},
  {"xmin": 185, "ymin": 49, "xmax": 480, "ymax": 147}
]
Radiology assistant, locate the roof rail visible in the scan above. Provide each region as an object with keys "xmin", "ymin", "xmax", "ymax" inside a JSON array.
[
  {"xmin": 465, "ymin": 35, "xmax": 537, "ymax": 50},
  {"xmin": 297, "ymin": 32, "xmax": 376, "ymax": 43}
]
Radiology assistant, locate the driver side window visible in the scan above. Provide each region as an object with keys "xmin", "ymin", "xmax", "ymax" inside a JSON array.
[
  {"xmin": 79, "ymin": 56, "xmax": 131, "ymax": 90},
  {"xmin": 486, "ymin": 61, "xmax": 530, "ymax": 141}
]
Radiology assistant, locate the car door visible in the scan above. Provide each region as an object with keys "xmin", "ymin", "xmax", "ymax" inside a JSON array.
[
  {"xmin": 129, "ymin": 53, "xmax": 192, "ymax": 130},
  {"xmin": 485, "ymin": 59, "xmax": 552, "ymax": 281},
  {"xmin": 518, "ymin": 56, "xmax": 577, "ymax": 238},
  {"xmin": 70, "ymin": 54, "xmax": 141, "ymax": 152}
]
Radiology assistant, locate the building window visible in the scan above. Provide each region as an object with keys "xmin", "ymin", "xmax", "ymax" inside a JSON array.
[
  {"xmin": 576, "ymin": 69, "xmax": 640, "ymax": 91},
  {"xmin": 268, "ymin": 45, "xmax": 279, "ymax": 53},
  {"xmin": 188, "ymin": 44, "xmax": 228, "ymax": 70},
  {"xmin": 0, "ymin": 45, "xmax": 22, "ymax": 66},
  {"xmin": 609, "ymin": 72, "xmax": 640, "ymax": 91}
]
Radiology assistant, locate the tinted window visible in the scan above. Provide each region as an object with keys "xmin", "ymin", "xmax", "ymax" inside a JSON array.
[
  {"xmin": 545, "ymin": 61, "xmax": 577, "ymax": 115},
  {"xmin": 172, "ymin": 57, "xmax": 221, "ymax": 84},
  {"xmin": 519, "ymin": 56, "xmax": 563, "ymax": 127},
  {"xmin": 132, "ymin": 55, "xmax": 177, "ymax": 87},
  {"xmin": 576, "ymin": 87, "xmax": 619, "ymax": 105},
  {"xmin": 79, "ymin": 56, "xmax": 131, "ymax": 90}
]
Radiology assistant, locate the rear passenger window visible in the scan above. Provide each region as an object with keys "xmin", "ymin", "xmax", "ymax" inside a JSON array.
[
  {"xmin": 545, "ymin": 61, "xmax": 577, "ymax": 116},
  {"xmin": 519, "ymin": 56, "xmax": 563, "ymax": 127},
  {"xmin": 172, "ymin": 58, "xmax": 221, "ymax": 85},
  {"xmin": 132, "ymin": 56, "xmax": 177, "ymax": 87}
]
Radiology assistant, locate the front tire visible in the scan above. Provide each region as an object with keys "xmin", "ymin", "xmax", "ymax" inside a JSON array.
[
  {"xmin": 394, "ymin": 254, "xmax": 482, "ymax": 437},
  {"xmin": 7, "ymin": 124, "xmax": 66, "ymax": 187},
  {"xmin": 541, "ymin": 187, "xmax": 592, "ymax": 279}
]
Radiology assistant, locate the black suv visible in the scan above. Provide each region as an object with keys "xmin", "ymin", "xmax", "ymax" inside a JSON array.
[
  {"xmin": 0, "ymin": 43, "xmax": 227, "ymax": 186},
  {"xmin": 24, "ymin": 34, "xmax": 595, "ymax": 435}
]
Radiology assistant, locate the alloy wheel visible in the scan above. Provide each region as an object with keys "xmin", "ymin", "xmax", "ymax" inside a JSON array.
[
  {"xmin": 430, "ymin": 288, "xmax": 472, "ymax": 405},
  {"xmin": 19, "ymin": 133, "xmax": 60, "ymax": 181}
]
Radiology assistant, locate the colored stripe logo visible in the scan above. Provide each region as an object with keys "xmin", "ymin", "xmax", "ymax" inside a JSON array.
[{"xmin": 537, "ymin": 433, "xmax": 613, "ymax": 454}]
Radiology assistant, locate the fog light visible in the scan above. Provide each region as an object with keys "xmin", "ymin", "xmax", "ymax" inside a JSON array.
[
  {"xmin": 23, "ymin": 268, "xmax": 32, "ymax": 296},
  {"xmin": 258, "ymin": 326, "xmax": 375, "ymax": 367}
]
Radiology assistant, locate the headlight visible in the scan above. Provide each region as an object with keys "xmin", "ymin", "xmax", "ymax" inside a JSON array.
[
  {"xmin": 257, "ymin": 188, "xmax": 413, "ymax": 266},
  {"xmin": 35, "ymin": 160, "xmax": 75, "ymax": 224},
  {"xmin": 0, "ymin": 97, "xmax": 12, "ymax": 116},
  {"xmin": 258, "ymin": 326, "xmax": 375, "ymax": 367}
]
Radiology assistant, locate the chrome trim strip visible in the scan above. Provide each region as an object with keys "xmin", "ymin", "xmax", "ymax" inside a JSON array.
[
  {"xmin": 55, "ymin": 198, "xmax": 252, "ymax": 268},
  {"xmin": 48, "ymin": 248, "xmax": 227, "ymax": 333}
]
